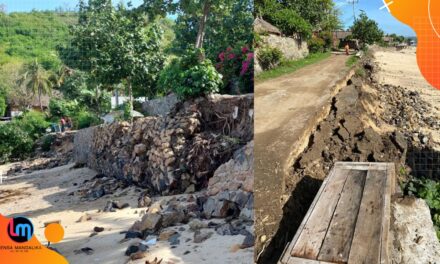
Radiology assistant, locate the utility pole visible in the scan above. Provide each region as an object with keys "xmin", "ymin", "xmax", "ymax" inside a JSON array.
[{"xmin": 347, "ymin": 0, "xmax": 359, "ymax": 24}]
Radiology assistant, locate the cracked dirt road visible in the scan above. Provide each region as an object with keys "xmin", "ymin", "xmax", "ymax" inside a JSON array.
[{"xmin": 254, "ymin": 54, "xmax": 351, "ymax": 258}]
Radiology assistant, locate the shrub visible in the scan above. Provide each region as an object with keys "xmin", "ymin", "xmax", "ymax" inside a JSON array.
[
  {"xmin": 269, "ymin": 8, "xmax": 312, "ymax": 39},
  {"xmin": 13, "ymin": 111, "xmax": 50, "ymax": 140},
  {"xmin": 123, "ymin": 102, "xmax": 133, "ymax": 121},
  {"xmin": 257, "ymin": 46, "xmax": 283, "ymax": 70},
  {"xmin": 215, "ymin": 45, "xmax": 254, "ymax": 94},
  {"xmin": 319, "ymin": 31, "xmax": 334, "ymax": 51},
  {"xmin": 404, "ymin": 178, "xmax": 440, "ymax": 240},
  {"xmin": 308, "ymin": 37, "xmax": 325, "ymax": 53},
  {"xmin": 0, "ymin": 96, "xmax": 6, "ymax": 117},
  {"xmin": 74, "ymin": 110, "xmax": 101, "ymax": 129},
  {"xmin": 49, "ymin": 99, "xmax": 80, "ymax": 118},
  {"xmin": 41, "ymin": 134, "xmax": 56, "ymax": 152},
  {"xmin": 0, "ymin": 123, "xmax": 34, "ymax": 164},
  {"xmin": 158, "ymin": 48, "xmax": 223, "ymax": 99}
]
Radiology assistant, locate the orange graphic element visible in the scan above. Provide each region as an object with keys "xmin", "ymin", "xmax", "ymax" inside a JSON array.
[
  {"xmin": 0, "ymin": 214, "xmax": 68, "ymax": 264},
  {"xmin": 385, "ymin": 0, "xmax": 440, "ymax": 90},
  {"xmin": 45, "ymin": 223, "xmax": 65, "ymax": 243}
]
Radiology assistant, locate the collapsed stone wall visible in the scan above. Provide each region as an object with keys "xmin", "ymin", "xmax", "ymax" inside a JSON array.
[
  {"xmin": 75, "ymin": 94, "xmax": 253, "ymax": 196},
  {"xmin": 203, "ymin": 141, "xmax": 254, "ymax": 220},
  {"xmin": 255, "ymin": 35, "xmax": 309, "ymax": 74}
]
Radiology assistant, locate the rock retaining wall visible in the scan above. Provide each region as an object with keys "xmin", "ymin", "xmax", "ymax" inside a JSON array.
[
  {"xmin": 256, "ymin": 35, "xmax": 308, "ymax": 74},
  {"xmin": 74, "ymin": 94, "xmax": 253, "ymax": 195}
]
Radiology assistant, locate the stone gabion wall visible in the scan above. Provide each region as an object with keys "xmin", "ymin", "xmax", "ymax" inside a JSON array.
[{"xmin": 75, "ymin": 94, "xmax": 253, "ymax": 196}]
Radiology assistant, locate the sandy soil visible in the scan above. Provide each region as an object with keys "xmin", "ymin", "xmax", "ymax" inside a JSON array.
[
  {"xmin": 0, "ymin": 163, "xmax": 253, "ymax": 264},
  {"xmin": 374, "ymin": 47, "xmax": 440, "ymax": 149}
]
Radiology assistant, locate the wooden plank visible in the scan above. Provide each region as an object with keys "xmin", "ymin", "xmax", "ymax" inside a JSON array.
[
  {"xmin": 287, "ymin": 256, "xmax": 336, "ymax": 264},
  {"xmin": 291, "ymin": 168, "xmax": 350, "ymax": 259},
  {"xmin": 280, "ymin": 169, "xmax": 335, "ymax": 264},
  {"xmin": 317, "ymin": 170, "xmax": 367, "ymax": 263},
  {"xmin": 348, "ymin": 170, "xmax": 387, "ymax": 264},
  {"xmin": 380, "ymin": 164, "xmax": 395, "ymax": 264},
  {"xmin": 335, "ymin": 163, "xmax": 388, "ymax": 171}
]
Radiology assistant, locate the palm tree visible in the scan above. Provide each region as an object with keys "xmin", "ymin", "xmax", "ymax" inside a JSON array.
[
  {"xmin": 50, "ymin": 65, "xmax": 73, "ymax": 89},
  {"xmin": 17, "ymin": 59, "xmax": 53, "ymax": 111}
]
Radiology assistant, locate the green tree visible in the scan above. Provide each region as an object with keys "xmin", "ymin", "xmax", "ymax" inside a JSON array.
[
  {"xmin": 255, "ymin": 0, "xmax": 341, "ymax": 37},
  {"xmin": 16, "ymin": 59, "xmax": 53, "ymax": 111},
  {"xmin": 60, "ymin": 0, "xmax": 165, "ymax": 109},
  {"xmin": 0, "ymin": 96, "xmax": 6, "ymax": 117},
  {"xmin": 284, "ymin": 0, "xmax": 341, "ymax": 31},
  {"xmin": 141, "ymin": 0, "xmax": 253, "ymax": 60},
  {"xmin": 351, "ymin": 11, "xmax": 384, "ymax": 46}
]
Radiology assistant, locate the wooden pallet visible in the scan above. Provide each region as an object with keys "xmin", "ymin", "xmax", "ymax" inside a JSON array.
[{"xmin": 279, "ymin": 162, "xmax": 396, "ymax": 264}]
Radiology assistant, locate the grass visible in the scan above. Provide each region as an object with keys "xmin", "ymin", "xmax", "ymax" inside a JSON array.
[
  {"xmin": 256, "ymin": 52, "xmax": 331, "ymax": 82},
  {"xmin": 346, "ymin": 55, "xmax": 359, "ymax": 68}
]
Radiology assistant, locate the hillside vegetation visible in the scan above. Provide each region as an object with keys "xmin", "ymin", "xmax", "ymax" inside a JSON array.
[{"xmin": 0, "ymin": 11, "xmax": 76, "ymax": 93}]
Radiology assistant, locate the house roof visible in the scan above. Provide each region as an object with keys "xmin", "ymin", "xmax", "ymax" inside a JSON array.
[
  {"xmin": 333, "ymin": 30, "xmax": 352, "ymax": 40},
  {"xmin": 254, "ymin": 18, "xmax": 282, "ymax": 35},
  {"xmin": 8, "ymin": 90, "xmax": 62, "ymax": 108}
]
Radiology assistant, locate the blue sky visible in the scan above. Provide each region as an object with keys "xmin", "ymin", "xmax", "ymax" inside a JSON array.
[
  {"xmin": 334, "ymin": 0, "xmax": 415, "ymax": 36},
  {"xmin": 0, "ymin": 0, "xmax": 415, "ymax": 37}
]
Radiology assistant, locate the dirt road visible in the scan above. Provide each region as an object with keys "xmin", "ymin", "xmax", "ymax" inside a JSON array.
[{"xmin": 254, "ymin": 54, "xmax": 351, "ymax": 256}]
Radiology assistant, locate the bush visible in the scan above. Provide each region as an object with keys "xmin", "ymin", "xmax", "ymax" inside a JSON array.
[
  {"xmin": 0, "ymin": 123, "xmax": 34, "ymax": 164},
  {"xmin": 74, "ymin": 110, "xmax": 101, "ymax": 129},
  {"xmin": 404, "ymin": 178, "xmax": 440, "ymax": 240},
  {"xmin": 319, "ymin": 31, "xmax": 334, "ymax": 51},
  {"xmin": 308, "ymin": 37, "xmax": 325, "ymax": 53},
  {"xmin": 123, "ymin": 102, "xmax": 133, "ymax": 121},
  {"xmin": 158, "ymin": 48, "xmax": 223, "ymax": 99},
  {"xmin": 41, "ymin": 134, "xmax": 56, "ymax": 152},
  {"xmin": 49, "ymin": 99, "xmax": 80, "ymax": 118},
  {"xmin": 13, "ymin": 111, "xmax": 50, "ymax": 140},
  {"xmin": 215, "ymin": 45, "xmax": 254, "ymax": 94},
  {"xmin": 257, "ymin": 46, "xmax": 283, "ymax": 70},
  {"xmin": 0, "ymin": 96, "xmax": 6, "ymax": 117},
  {"xmin": 268, "ymin": 8, "xmax": 312, "ymax": 39}
]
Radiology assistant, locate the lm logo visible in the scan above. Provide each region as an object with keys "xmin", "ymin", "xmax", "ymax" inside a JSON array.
[{"xmin": 7, "ymin": 217, "xmax": 34, "ymax": 243}]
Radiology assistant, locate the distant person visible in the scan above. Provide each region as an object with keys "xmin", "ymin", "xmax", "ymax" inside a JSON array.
[
  {"xmin": 66, "ymin": 117, "xmax": 72, "ymax": 131},
  {"xmin": 345, "ymin": 44, "xmax": 350, "ymax": 55},
  {"xmin": 60, "ymin": 117, "xmax": 66, "ymax": 132}
]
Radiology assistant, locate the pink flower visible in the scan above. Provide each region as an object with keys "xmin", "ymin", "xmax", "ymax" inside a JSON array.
[
  {"xmin": 226, "ymin": 47, "xmax": 233, "ymax": 52},
  {"xmin": 228, "ymin": 53, "xmax": 235, "ymax": 60},
  {"xmin": 240, "ymin": 60, "xmax": 250, "ymax": 76},
  {"xmin": 246, "ymin": 52, "xmax": 254, "ymax": 61},
  {"xmin": 242, "ymin": 46, "xmax": 249, "ymax": 54},
  {"xmin": 218, "ymin": 52, "xmax": 225, "ymax": 62}
]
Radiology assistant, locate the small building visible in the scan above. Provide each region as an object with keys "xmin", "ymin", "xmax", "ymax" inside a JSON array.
[
  {"xmin": 332, "ymin": 30, "xmax": 358, "ymax": 50},
  {"xmin": 254, "ymin": 17, "xmax": 282, "ymax": 36},
  {"xmin": 6, "ymin": 90, "xmax": 62, "ymax": 117},
  {"xmin": 382, "ymin": 36, "xmax": 395, "ymax": 46}
]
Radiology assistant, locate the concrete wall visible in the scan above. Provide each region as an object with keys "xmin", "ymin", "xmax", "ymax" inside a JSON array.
[
  {"xmin": 73, "ymin": 126, "xmax": 97, "ymax": 165},
  {"xmin": 256, "ymin": 34, "xmax": 309, "ymax": 74}
]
